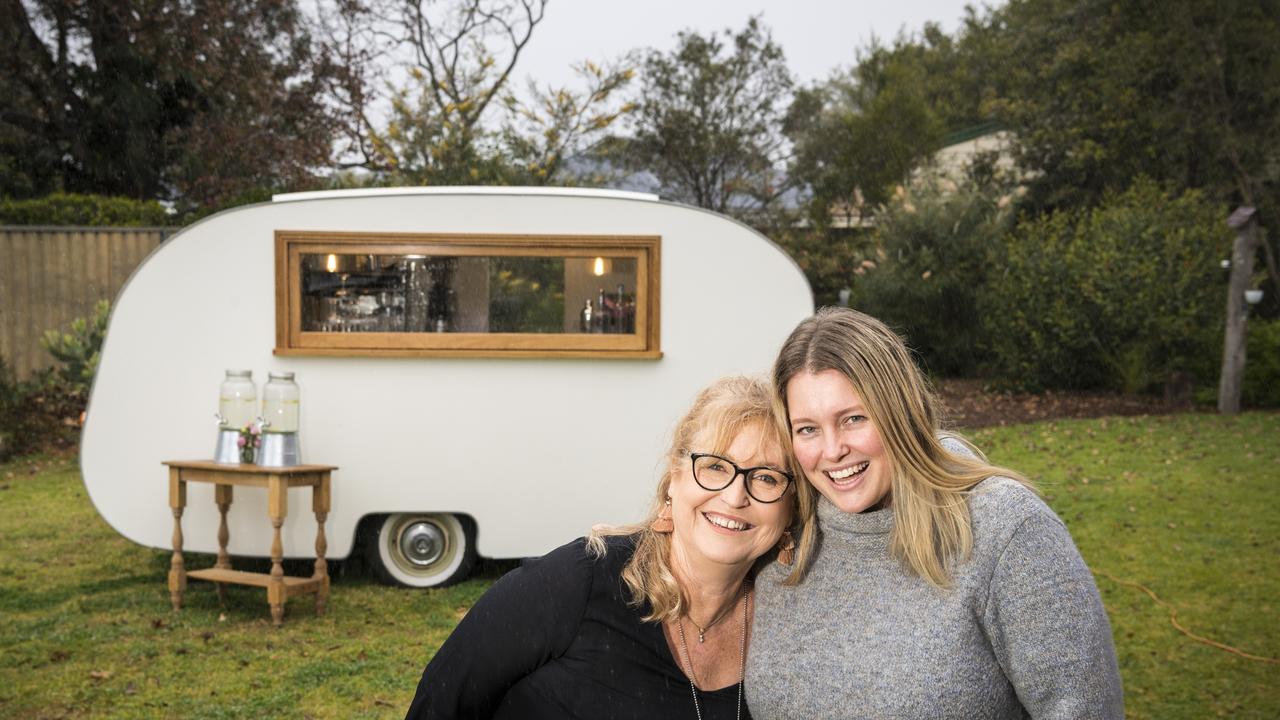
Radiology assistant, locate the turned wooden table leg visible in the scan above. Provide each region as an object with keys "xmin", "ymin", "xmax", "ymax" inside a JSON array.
[
  {"xmin": 214, "ymin": 484, "xmax": 233, "ymax": 606},
  {"xmin": 267, "ymin": 475, "xmax": 287, "ymax": 627},
  {"xmin": 168, "ymin": 469, "xmax": 187, "ymax": 612},
  {"xmin": 313, "ymin": 475, "xmax": 331, "ymax": 616}
]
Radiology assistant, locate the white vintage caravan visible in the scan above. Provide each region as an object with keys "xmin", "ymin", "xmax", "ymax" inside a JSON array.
[{"xmin": 81, "ymin": 187, "xmax": 813, "ymax": 587}]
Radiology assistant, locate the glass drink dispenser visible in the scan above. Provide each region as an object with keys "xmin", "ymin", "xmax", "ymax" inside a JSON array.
[
  {"xmin": 214, "ymin": 370, "xmax": 256, "ymax": 463},
  {"xmin": 257, "ymin": 371, "xmax": 301, "ymax": 467}
]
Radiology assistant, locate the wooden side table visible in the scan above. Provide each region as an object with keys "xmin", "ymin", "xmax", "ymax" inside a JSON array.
[{"xmin": 163, "ymin": 460, "xmax": 337, "ymax": 626}]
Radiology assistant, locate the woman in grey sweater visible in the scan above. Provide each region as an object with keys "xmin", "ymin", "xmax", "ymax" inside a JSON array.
[{"xmin": 745, "ymin": 308, "xmax": 1123, "ymax": 719}]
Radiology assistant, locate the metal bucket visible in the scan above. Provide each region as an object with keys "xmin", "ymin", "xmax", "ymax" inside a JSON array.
[{"xmin": 257, "ymin": 432, "xmax": 301, "ymax": 467}]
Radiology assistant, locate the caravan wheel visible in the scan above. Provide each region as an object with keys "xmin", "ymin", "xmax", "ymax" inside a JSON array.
[{"xmin": 367, "ymin": 513, "xmax": 476, "ymax": 588}]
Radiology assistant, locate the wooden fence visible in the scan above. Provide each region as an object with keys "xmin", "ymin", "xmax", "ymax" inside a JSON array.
[{"xmin": 0, "ymin": 226, "xmax": 178, "ymax": 380}]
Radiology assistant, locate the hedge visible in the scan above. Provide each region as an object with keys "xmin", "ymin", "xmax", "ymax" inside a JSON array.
[{"xmin": 0, "ymin": 192, "xmax": 171, "ymax": 226}]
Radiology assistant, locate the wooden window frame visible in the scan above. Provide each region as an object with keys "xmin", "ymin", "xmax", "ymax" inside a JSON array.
[{"xmin": 274, "ymin": 230, "xmax": 662, "ymax": 359}]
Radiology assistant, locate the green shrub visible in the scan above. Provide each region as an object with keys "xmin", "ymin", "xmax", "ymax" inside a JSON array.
[
  {"xmin": 0, "ymin": 192, "xmax": 171, "ymax": 226},
  {"xmin": 1244, "ymin": 318, "xmax": 1280, "ymax": 407},
  {"xmin": 982, "ymin": 178, "xmax": 1228, "ymax": 393},
  {"xmin": 772, "ymin": 225, "xmax": 873, "ymax": 308},
  {"xmin": 0, "ymin": 355, "xmax": 18, "ymax": 461},
  {"xmin": 41, "ymin": 299, "xmax": 110, "ymax": 396},
  {"xmin": 851, "ymin": 182, "xmax": 1014, "ymax": 377},
  {"xmin": 0, "ymin": 300, "xmax": 111, "ymax": 458},
  {"xmin": 0, "ymin": 359, "xmax": 80, "ymax": 459},
  {"xmin": 174, "ymin": 185, "xmax": 277, "ymax": 224}
]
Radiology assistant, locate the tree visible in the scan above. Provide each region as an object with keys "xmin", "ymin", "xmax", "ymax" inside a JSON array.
[
  {"xmin": 339, "ymin": 0, "xmax": 632, "ymax": 186},
  {"xmin": 986, "ymin": 0, "xmax": 1280, "ymax": 216},
  {"xmin": 620, "ymin": 17, "xmax": 793, "ymax": 215},
  {"xmin": 0, "ymin": 0, "xmax": 340, "ymax": 210},
  {"xmin": 356, "ymin": 0, "xmax": 547, "ymax": 183},
  {"xmin": 313, "ymin": 0, "xmax": 399, "ymax": 173},
  {"xmin": 786, "ymin": 53, "xmax": 945, "ymax": 228},
  {"xmin": 500, "ymin": 60, "xmax": 636, "ymax": 185},
  {"xmin": 374, "ymin": 70, "xmax": 517, "ymax": 184},
  {"xmin": 783, "ymin": 16, "xmax": 1018, "ymax": 230},
  {"xmin": 163, "ymin": 2, "xmax": 341, "ymax": 210},
  {"xmin": 853, "ymin": 21, "xmax": 1006, "ymax": 138}
]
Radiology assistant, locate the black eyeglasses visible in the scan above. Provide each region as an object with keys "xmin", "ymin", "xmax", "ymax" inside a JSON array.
[{"xmin": 687, "ymin": 452, "xmax": 793, "ymax": 503}]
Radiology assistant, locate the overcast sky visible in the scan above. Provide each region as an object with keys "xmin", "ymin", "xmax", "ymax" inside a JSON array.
[{"xmin": 513, "ymin": 0, "xmax": 993, "ymax": 89}]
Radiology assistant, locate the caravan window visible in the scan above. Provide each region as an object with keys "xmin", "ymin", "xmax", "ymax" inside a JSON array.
[{"xmin": 274, "ymin": 232, "xmax": 661, "ymax": 358}]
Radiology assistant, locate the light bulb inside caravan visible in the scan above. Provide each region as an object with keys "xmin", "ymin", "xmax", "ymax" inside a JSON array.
[
  {"xmin": 593, "ymin": 257, "xmax": 605, "ymax": 276},
  {"xmin": 326, "ymin": 254, "xmax": 338, "ymax": 273}
]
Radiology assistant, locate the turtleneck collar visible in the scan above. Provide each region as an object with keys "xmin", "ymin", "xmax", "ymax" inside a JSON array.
[{"xmin": 816, "ymin": 495, "xmax": 894, "ymax": 536}]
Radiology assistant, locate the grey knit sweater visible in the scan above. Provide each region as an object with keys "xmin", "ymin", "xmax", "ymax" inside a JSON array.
[{"xmin": 746, "ymin": 476, "xmax": 1123, "ymax": 719}]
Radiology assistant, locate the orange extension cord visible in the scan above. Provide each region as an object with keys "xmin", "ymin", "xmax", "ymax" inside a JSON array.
[{"xmin": 1094, "ymin": 569, "xmax": 1280, "ymax": 665}]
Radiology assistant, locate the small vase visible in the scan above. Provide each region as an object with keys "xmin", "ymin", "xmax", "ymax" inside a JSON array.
[{"xmin": 239, "ymin": 446, "xmax": 255, "ymax": 464}]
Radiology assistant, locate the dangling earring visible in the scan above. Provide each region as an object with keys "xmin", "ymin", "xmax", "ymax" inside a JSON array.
[
  {"xmin": 650, "ymin": 498, "xmax": 674, "ymax": 533},
  {"xmin": 776, "ymin": 530, "xmax": 796, "ymax": 566}
]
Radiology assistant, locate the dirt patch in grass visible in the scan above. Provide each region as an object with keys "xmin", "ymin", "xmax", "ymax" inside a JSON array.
[{"xmin": 936, "ymin": 378, "xmax": 1192, "ymax": 429}]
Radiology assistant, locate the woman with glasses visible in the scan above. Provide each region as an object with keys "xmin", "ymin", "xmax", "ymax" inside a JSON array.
[
  {"xmin": 406, "ymin": 375, "xmax": 808, "ymax": 719},
  {"xmin": 745, "ymin": 308, "xmax": 1122, "ymax": 719}
]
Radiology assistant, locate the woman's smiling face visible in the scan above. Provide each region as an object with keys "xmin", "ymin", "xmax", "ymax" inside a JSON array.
[
  {"xmin": 668, "ymin": 421, "xmax": 793, "ymax": 571},
  {"xmin": 785, "ymin": 369, "xmax": 892, "ymax": 514}
]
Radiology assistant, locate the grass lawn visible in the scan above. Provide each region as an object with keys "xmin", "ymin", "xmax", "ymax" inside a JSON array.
[
  {"xmin": 1, "ymin": 411, "xmax": 1277, "ymax": 718},
  {"xmin": 970, "ymin": 412, "xmax": 1280, "ymax": 718}
]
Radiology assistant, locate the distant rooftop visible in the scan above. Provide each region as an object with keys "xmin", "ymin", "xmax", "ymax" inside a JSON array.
[{"xmin": 941, "ymin": 121, "xmax": 1004, "ymax": 148}]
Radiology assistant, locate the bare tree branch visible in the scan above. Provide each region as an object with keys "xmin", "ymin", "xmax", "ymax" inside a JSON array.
[{"xmin": 395, "ymin": 0, "xmax": 545, "ymax": 128}]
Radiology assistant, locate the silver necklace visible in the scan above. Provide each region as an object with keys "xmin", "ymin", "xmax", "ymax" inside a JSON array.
[{"xmin": 675, "ymin": 585, "xmax": 749, "ymax": 720}]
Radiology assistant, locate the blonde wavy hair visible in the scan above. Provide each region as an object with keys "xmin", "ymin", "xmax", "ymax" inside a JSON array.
[
  {"xmin": 772, "ymin": 307, "xmax": 1029, "ymax": 588},
  {"xmin": 587, "ymin": 375, "xmax": 813, "ymax": 623}
]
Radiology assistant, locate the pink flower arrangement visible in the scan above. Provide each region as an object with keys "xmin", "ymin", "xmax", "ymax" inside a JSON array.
[{"xmin": 237, "ymin": 423, "xmax": 261, "ymax": 463}]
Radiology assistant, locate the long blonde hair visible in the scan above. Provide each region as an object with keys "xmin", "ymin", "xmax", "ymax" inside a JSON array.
[
  {"xmin": 772, "ymin": 307, "xmax": 1028, "ymax": 587},
  {"xmin": 588, "ymin": 375, "xmax": 813, "ymax": 622}
]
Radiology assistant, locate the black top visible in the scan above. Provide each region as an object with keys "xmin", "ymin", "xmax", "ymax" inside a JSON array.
[{"xmin": 405, "ymin": 535, "xmax": 751, "ymax": 720}]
